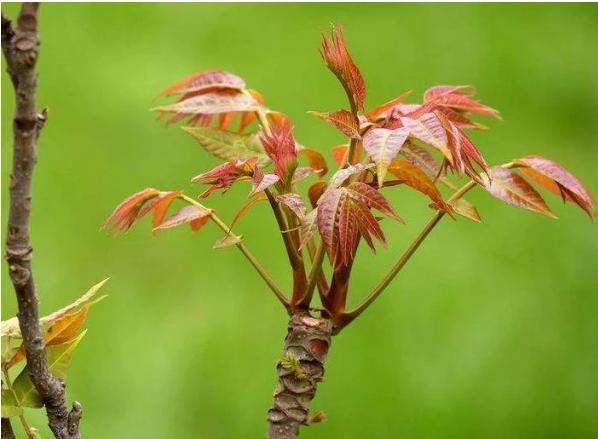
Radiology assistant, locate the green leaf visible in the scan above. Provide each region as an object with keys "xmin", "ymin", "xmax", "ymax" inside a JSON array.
[
  {"xmin": 451, "ymin": 198, "xmax": 481, "ymax": 223},
  {"xmin": 12, "ymin": 330, "xmax": 87, "ymax": 408},
  {"xmin": 182, "ymin": 126, "xmax": 270, "ymax": 165},
  {"xmin": 1, "ymin": 389, "xmax": 22, "ymax": 418},
  {"xmin": 213, "ymin": 234, "xmax": 243, "ymax": 249}
]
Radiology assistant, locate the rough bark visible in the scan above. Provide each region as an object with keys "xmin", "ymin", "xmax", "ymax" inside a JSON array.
[
  {"xmin": 268, "ymin": 313, "xmax": 333, "ymax": 439},
  {"xmin": 2, "ymin": 4, "xmax": 82, "ymax": 438},
  {"xmin": 1, "ymin": 418, "xmax": 16, "ymax": 439}
]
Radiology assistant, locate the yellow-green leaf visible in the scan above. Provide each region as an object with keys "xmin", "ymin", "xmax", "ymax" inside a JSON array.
[
  {"xmin": 12, "ymin": 331, "xmax": 87, "ymax": 408},
  {"xmin": 182, "ymin": 126, "xmax": 270, "ymax": 165}
]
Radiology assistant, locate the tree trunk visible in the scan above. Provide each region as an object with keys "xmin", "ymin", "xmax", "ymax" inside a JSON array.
[
  {"xmin": 268, "ymin": 312, "xmax": 333, "ymax": 439},
  {"xmin": 1, "ymin": 418, "xmax": 16, "ymax": 439}
]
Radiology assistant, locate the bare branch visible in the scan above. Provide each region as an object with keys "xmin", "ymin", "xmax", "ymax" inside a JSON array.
[{"xmin": 2, "ymin": 4, "xmax": 82, "ymax": 438}]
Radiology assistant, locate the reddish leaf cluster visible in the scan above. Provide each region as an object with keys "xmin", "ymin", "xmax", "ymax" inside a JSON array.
[
  {"xmin": 106, "ymin": 24, "xmax": 594, "ymax": 328},
  {"xmin": 103, "ymin": 188, "xmax": 211, "ymax": 233},
  {"xmin": 260, "ymin": 115, "xmax": 298, "ymax": 185},
  {"xmin": 320, "ymin": 26, "xmax": 367, "ymax": 111}
]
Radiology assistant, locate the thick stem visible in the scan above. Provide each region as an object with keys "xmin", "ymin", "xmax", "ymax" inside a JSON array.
[
  {"xmin": 268, "ymin": 313, "xmax": 333, "ymax": 439},
  {"xmin": 1, "ymin": 418, "xmax": 16, "ymax": 439},
  {"xmin": 2, "ymin": 5, "xmax": 82, "ymax": 438}
]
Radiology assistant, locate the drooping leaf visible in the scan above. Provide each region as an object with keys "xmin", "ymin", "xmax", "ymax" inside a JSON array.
[
  {"xmin": 331, "ymin": 145, "xmax": 348, "ymax": 167},
  {"xmin": 310, "ymin": 110, "xmax": 360, "ymax": 139},
  {"xmin": 12, "ymin": 331, "xmax": 87, "ymax": 408},
  {"xmin": 298, "ymin": 148, "xmax": 328, "ymax": 177},
  {"xmin": 213, "ymin": 234, "xmax": 243, "ymax": 249},
  {"xmin": 399, "ymin": 142, "xmax": 442, "ymax": 178},
  {"xmin": 388, "ymin": 160, "xmax": 449, "ymax": 211},
  {"xmin": 329, "ymin": 163, "xmax": 374, "ymax": 188},
  {"xmin": 423, "ymin": 85, "xmax": 476, "ymax": 102},
  {"xmin": 192, "ymin": 158, "xmax": 258, "ymax": 198},
  {"xmin": 156, "ymin": 70, "xmax": 246, "ymax": 98},
  {"xmin": 190, "ymin": 215, "xmax": 211, "ymax": 232},
  {"xmin": 276, "ymin": 193, "xmax": 307, "ymax": 220},
  {"xmin": 308, "ymin": 181, "xmax": 328, "ymax": 208},
  {"xmin": 102, "ymin": 188, "xmax": 160, "ymax": 232},
  {"xmin": 400, "ymin": 113, "xmax": 448, "ymax": 152},
  {"xmin": 316, "ymin": 188, "xmax": 347, "ymax": 255},
  {"xmin": 138, "ymin": 191, "xmax": 183, "ymax": 229},
  {"xmin": 337, "ymin": 196, "xmax": 359, "ymax": 266},
  {"xmin": 367, "ymin": 90, "xmax": 412, "ymax": 120},
  {"xmin": 260, "ymin": 114, "xmax": 298, "ymax": 184},
  {"xmin": 1, "ymin": 279, "xmax": 109, "ymax": 339},
  {"xmin": 435, "ymin": 92, "xmax": 500, "ymax": 118},
  {"xmin": 153, "ymin": 92, "xmax": 261, "ymax": 115},
  {"xmin": 154, "ymin": 205, "xmax": 212, "ymax": 231},
  {"xmin": 513, "ymin": 155, "xmax": 595, "ymax": 217},
  {"xmin": 182, "ymin": 126, "xmax": 269, "ymax": 165},
  {"xmin": 451, "ymin": 198, "xmax": 481, "ymax": 223},
  {"xmin": 346, "ymin": 181, "xmax": 402, "ymax": 221},
  {"xmin": 480, "ymin": 167, "xmax": 556, "ymax": 218},
  {"xmin": 362, "ymin": 128, "xmax": 409, "ymax": 186},
  {"xmin": 320, "ymin": 25, "xmax": 367, "ymax": 111}
]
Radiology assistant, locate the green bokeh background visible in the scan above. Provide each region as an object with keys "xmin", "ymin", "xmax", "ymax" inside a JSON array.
[{"xmin": 2, "ymin": 3, "xmax": 597, "ymax": 438}]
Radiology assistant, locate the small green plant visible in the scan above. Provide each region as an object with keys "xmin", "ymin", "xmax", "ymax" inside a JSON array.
[{"xmin": 105, "ymin": 25, "xmax": 595, "ymax": 438}]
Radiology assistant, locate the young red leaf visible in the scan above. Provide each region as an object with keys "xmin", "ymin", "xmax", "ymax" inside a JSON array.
[
  {"xmin": 347, "ymin": 181, "xmax": 403, "ymax": 221},
  {"xmin": 190, "ymin": 215, "xmax": 211, "ymax": 232},
  {"xmin": 400, "ymin": 142, "xmax": 441, "ymax": 178},
  {"xmin": 298, "ymin": 147, "xmax": 328, "ymax": 176},
  {"xmin": 300, "ymin": 209, "xmax": 318, "ymax": 249},
  {"xmin": 154, "ymin": 205, "xmax": 212, "ymax": 231},
  {"xmin": 317, "ymin": 187, "xmax": 347, "ymax": 256},
  {"xmin": 156, "ymin": 70, "xmax": 246, "ymax": 98},
  {"xmin": 337, "ymin": 196, "xmax": 359, "ymax": 266},
  {"xmin": 435, "ymin": 92, "xmax": 500, "ymax": 119},
  {"xmin": 308, "ymin": 181, "xmax": 328, "ymax": 208},
  {"xmin": 388, "ymin": 160, "xmax": 449, "ymax": 212},
  {"xmin": 423, "ymin": 85, "xmax": 476, "ymax": 102},
  {"xmin": 362, "ymin": 127, "xmax": 409, "ymax": 186},
  {"xmin": 351, "ymin": 197, "xmax": 386, "ymax": 247},
  {"xmin": 481, "ymin": 166, "xmax": 556, "ymax": 218},
  {"xmin": 251, "ymin": 169, "xmax": 279, "ymax": 195},
  {"xmin": 292, "ymin": 167, "xmax": 316, "ymax": 184},
  {"xmin": 103, "ymin": 188, "xmax": 160, "ymax": 232},
  {"xmin": 310, "ymin": 110, "xmax": 360, "ymax": 139},
  {"xmin": 192, "ymin": 158, "xmax": 257, "ymax": 198},
  {"xmin": 260, "ymin": 114, "xmax": 298, "ymax": 184},
  {"xmin": 329, "ymin": 163, "xmax": 374, "ymax": 188},
  {"xmin": 138, "ymin": 190, "xmax": 183, "ymax": 229},
  {"xmin": 320, "ymin": 25, "xmax": 367, "ymax": 111},
  {"xmin": 153, "ymin": 92, "xmax": 261, "ymax": 116},
  {"xmin": 276, "ymin": 193, "xmax": 307, "ymax": 220},
  {"xmin": 513, "ymin": 155, "xmax": 595, "ymax": 218},
  {"xmin": 331, "ymin": 145, "xmax": 347, "ymax": 167},
  {"xmin": 400, "ymin": 113, "xmax": 448, "ymax": 151},
  {"xmin": 366, "ymin": 91, "xmax": 412, "ymax": 121}
]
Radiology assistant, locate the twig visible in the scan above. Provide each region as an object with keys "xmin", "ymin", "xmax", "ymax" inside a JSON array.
[
  {"xmin": 2, "ymin": 4, "xmax": 82, "ymax": 438},
  {"xmin": 180, "ymin": 195, "xmax": 289, "ymax": 308},
  {"xmin": 339, "ymin": 179, "xmax": 479, "ymax": 329}
]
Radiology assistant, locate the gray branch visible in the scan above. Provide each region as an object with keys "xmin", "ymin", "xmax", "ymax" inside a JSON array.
[{"xmin": 2, "ymin": 4, "xmax": 82, "ymax": 438}]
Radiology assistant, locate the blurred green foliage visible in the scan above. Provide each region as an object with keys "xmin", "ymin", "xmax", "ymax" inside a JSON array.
[{"xmin": 2, "ymin": 3, "xmax": 597, "ymax": 438}]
